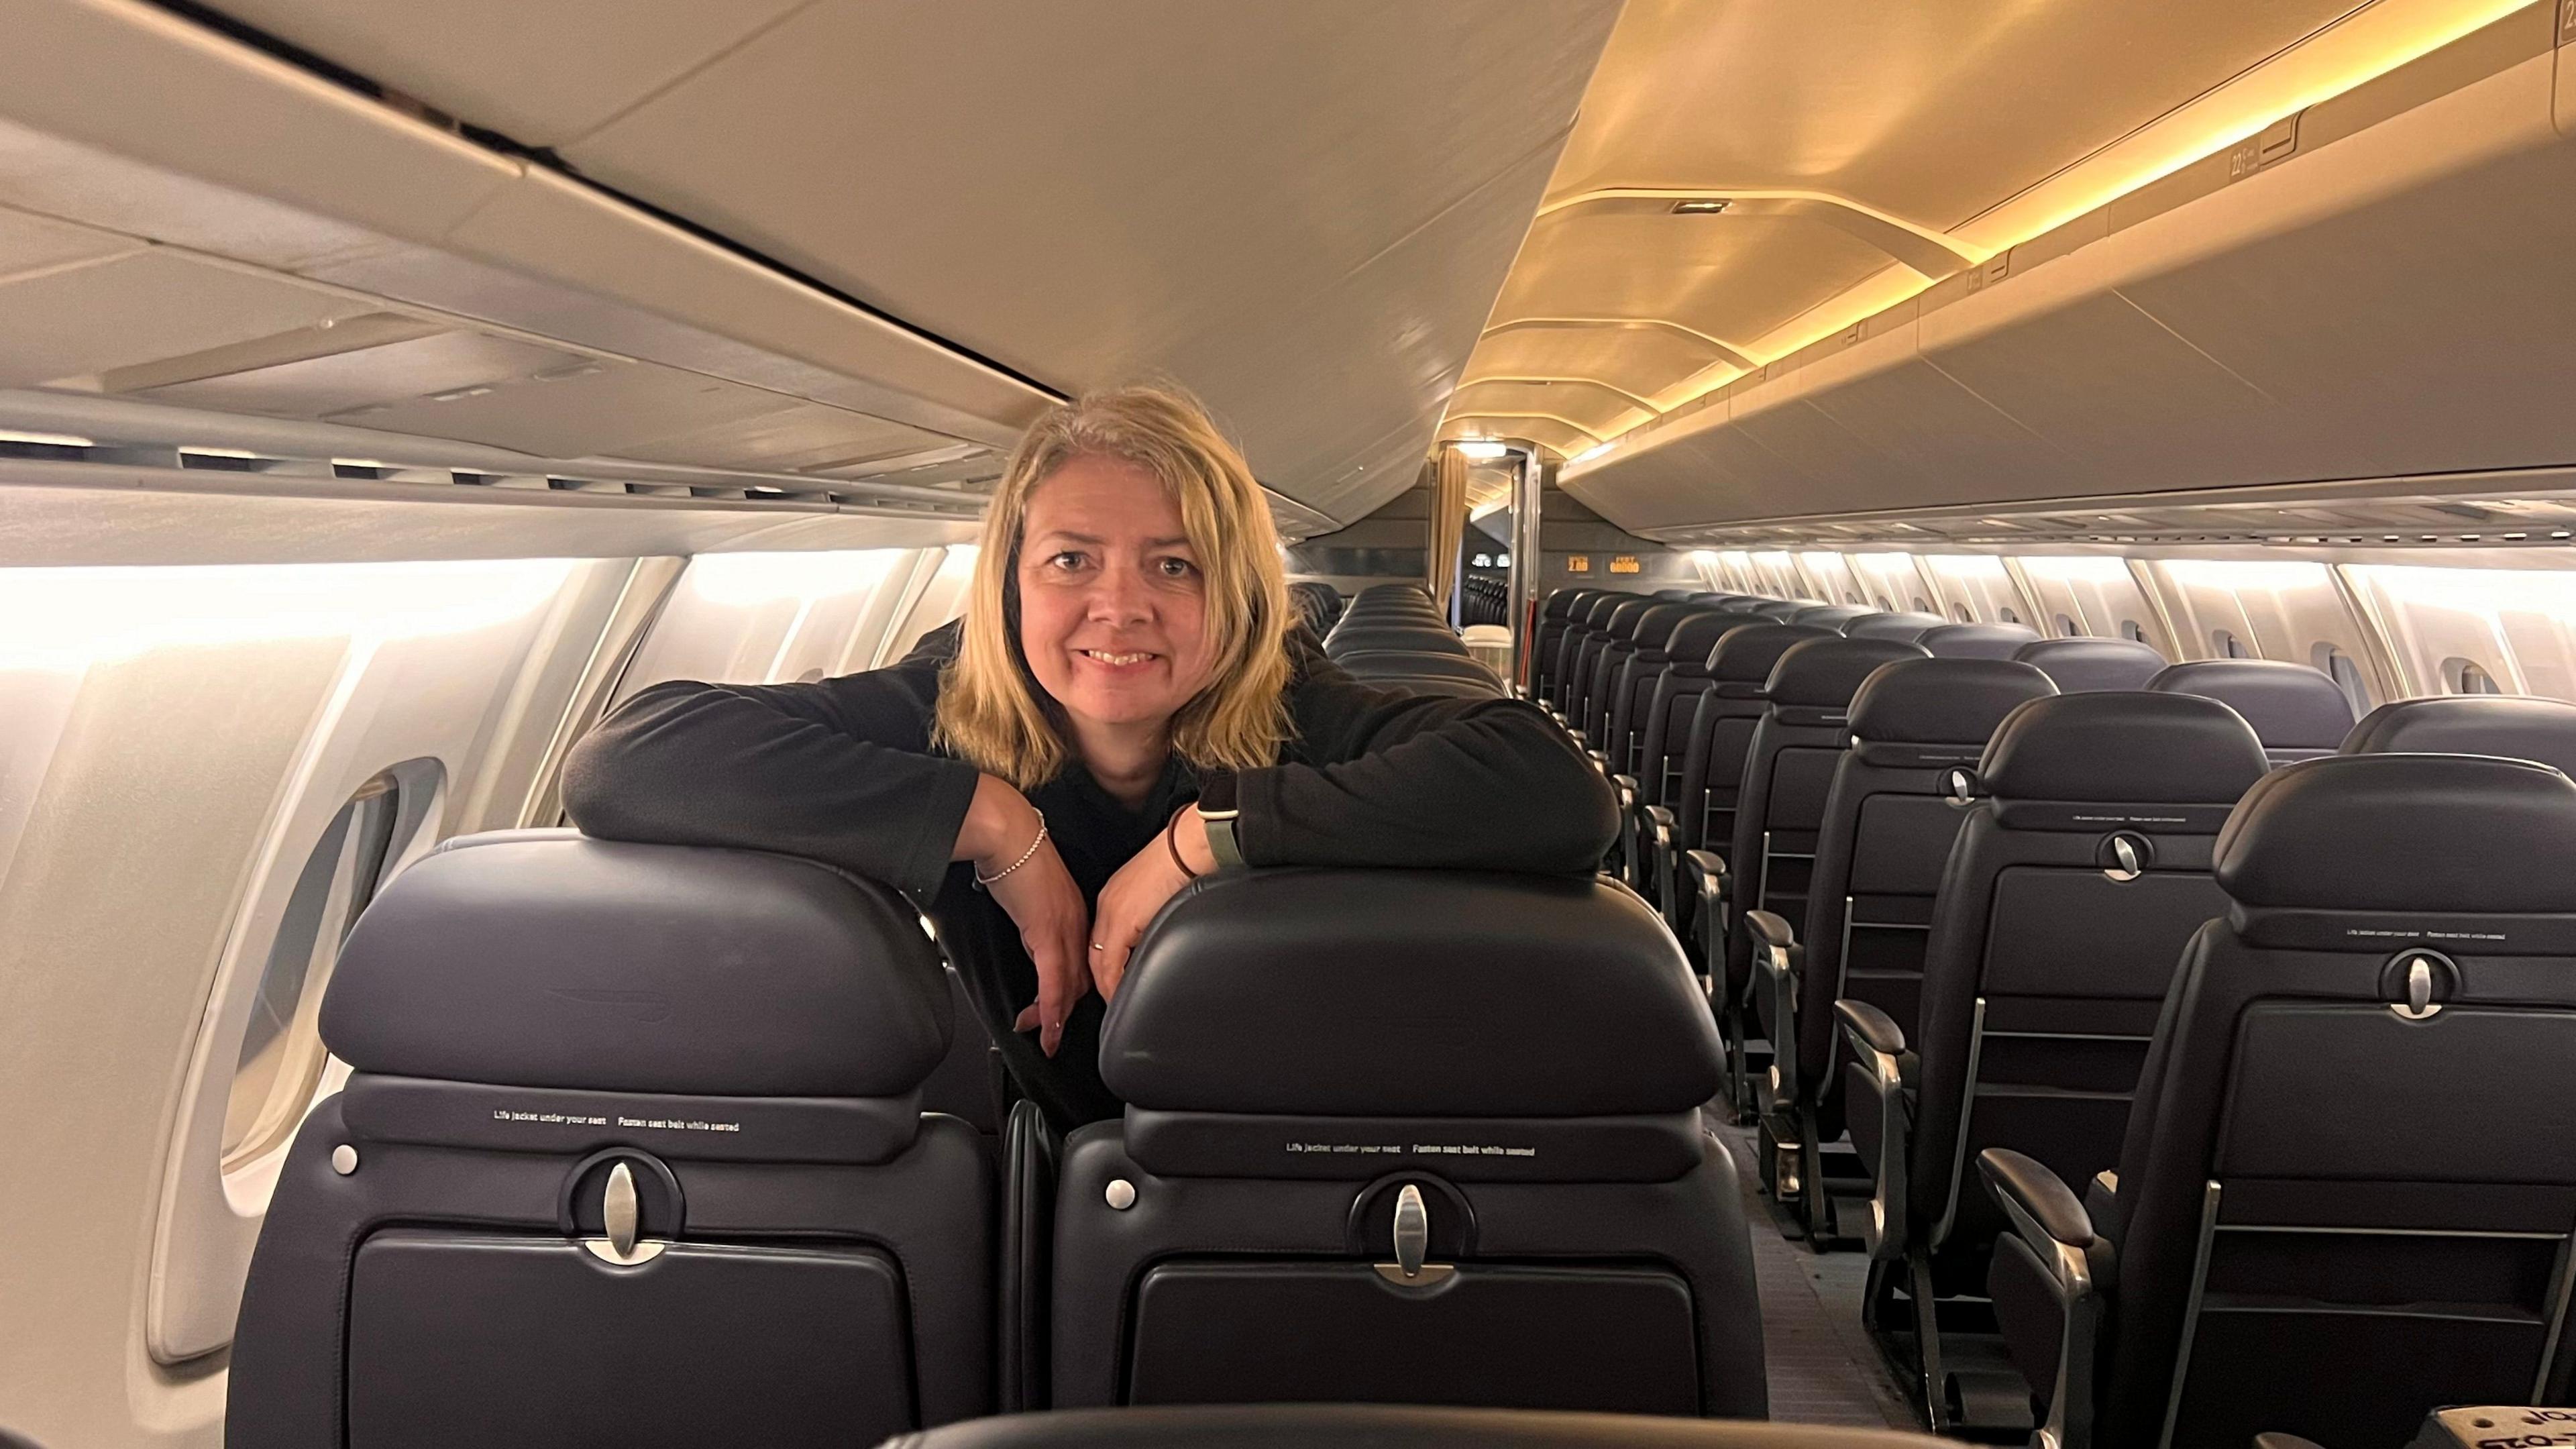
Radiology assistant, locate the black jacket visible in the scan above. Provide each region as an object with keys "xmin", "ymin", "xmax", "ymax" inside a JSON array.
[{"xmin": 562, "ymin": 621, "xmax": 1617, "ymax": 1125}]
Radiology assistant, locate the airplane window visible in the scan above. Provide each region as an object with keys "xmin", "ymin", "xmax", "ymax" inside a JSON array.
[
  {"xmin": 1951, "ymin": 602, "xmax": 1974, "ymax": 623},
  {"xmin": 1998, "ymin": 607, "xmax": 2021, "ymax": 625},
  {"xmin": 2056, "ymin": 613, "xmax": 2082, "ymax": 637},
  {"xmin": 2214, "ymin": 629, "xmax": 2253, "ymax": 659},
  {"xmin": 2315, "ymin": 645, "xmax": 2372, "ymax": 716},
  {"xmin": 1876, "ymin": 596, "xmax": 1893, "ymax": 611},
  {"xmin": 223, "ymin": 775, "xmax": 400, "ymax": 1174},
  {"xmin": 1914, "ymin": 596, "xmax": 1932, "ymax": 612},
  {"xmin": 2449, "ymin": 658, "xmax": 2504, "ymax": 695},
  {"xmin": 2121, "ymin": 621, "xmax": 2149, "ymax": 643}
]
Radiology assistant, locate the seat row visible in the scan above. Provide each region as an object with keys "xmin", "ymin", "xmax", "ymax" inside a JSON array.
[
  {"xmin": 1319, "ymin": 581, "xmax": 1507, "ymax": 698},
  {"xmin": 225, "ymin": 831, "xmax": 1765, "ymax": 1447},
  {"xmin": 1533, "ymin": 585, "xmax": 2576, "ymax": 1448}
]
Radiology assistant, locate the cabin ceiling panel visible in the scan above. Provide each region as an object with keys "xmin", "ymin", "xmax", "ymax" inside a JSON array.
[
  {"xmin": 317, "ymin": 358, "xmax": 801, "ymax": 460},
  {"xmin": 210, "ymin": 0, "xmax": 808, "ymax": 147},
  {"xmin": 0, "ymin": 248, "xmax": 371, "ymax": 388},
  {"xmin": 1440, "ymin": 416, "xmax": 1593, "ymax": 461},
  {"xmin": 1446, "ymin": 380, "xmax": 1645, "ymax": 443},
  {"xmin": 625, "ymin": 401, "xmax": 957, "ymax": 475},
  {"xmin": 128, "ymin": 329, "xmax": 585, "ymax": 419},
  {"xmin": 529, "ymin": 0, "xmax": 1616, "ymax": 522},
  {"xmin": 1465, "ymin": 325, "xmax": 1732, "ymax": 404},
  {"xmin": 1726, "ymin": 397, "xmax": 1919, "ymax": 517},
  {"xmin": 1548, "ymin": 0, "xmax": 2361, "ymax": 231},
  {"xmin": 0, "ymin": 201, "xmax": 139, "ymax": 278}
]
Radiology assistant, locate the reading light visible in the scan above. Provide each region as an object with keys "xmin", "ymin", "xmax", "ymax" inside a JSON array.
[
  {"xmin": 1452, "ymin": 441, "xmax": 1510, "ymax": 461},
  {"xmin": 0, "ymin": 429, "xmax": 93, "ymax": 448},
  {"xmin": 1669, "ymin": 199, "xmax": 1732, "ymax": 215}
]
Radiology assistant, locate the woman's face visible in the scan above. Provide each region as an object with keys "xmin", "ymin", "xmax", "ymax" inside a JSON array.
[{"xmin": 1016, "ymin": 454, "xmax": 1215, "ymax": 736}]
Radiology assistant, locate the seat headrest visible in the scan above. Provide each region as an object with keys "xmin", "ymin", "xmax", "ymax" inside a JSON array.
[
  {"xmin": 1765, "ymin": 637, "xmax": 1933, "ymax": 709},
  {"xmin": 1707, "ymin": 623, "xmax": 1835, "ymax": 682},
  {"xmin": 1980, "ymin": 692, "xmax": 2269, "ymax": 808},
  {"xmin": 1582, "ymin": 595, "xmax": 1626, "ymax": 625},
  {"xmin": 1541, "ymin": 590, "xmax": 1592, "ymax": 620},
  {"xmin": 1791, "ymin": 604, "xmax": 1872, "ymax": 628},
  {"xmin": 1843, "ymin": 612, "xmax": 1948, "ymax": 643},
  {"xmin": 1102, "ymin": 870, "xmax": 1721, "ymax": 1118},
  {"xmin": 2013, "ymin": 637, "xmax": 2168, "ymax": 693},
  {"xmin": 1849, "ymin": 657, "xmax": 2059, "ymax": 745},
  {"xmin": 2341, "ymin": 695, "xmax": 2576, "ymax": 777},
  {"xmin": 2217, "ymin": 753, "xmax": 2576, "ymax": 912},
  {"xmin": 1919, "ymin": 622, "xmax": 2041, "ymax": 660},
  {"xmin": 1631, "ymin": 603, "xmax": 1698, "ymax": 651},
  {"xmin": 1604, "ymin": 598, "xmax": 1659, "ymax": 635},
  {"xmin": 1750, "ymin": 599, "xmax": 1820, "ymax": 621},
  {"xmin": 2149, "ymin": 659, "xmax": 2353, "ymax": 751},
  {"xmin": 1665, "ymin": 610, "xmax": 1763, "ymax": 662},
  {"xmin": 321, "ymin": 831, "xmax": 952, "ymax": 1097}
]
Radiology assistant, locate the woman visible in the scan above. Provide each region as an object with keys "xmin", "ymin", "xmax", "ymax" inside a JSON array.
[{"xmin": 563, "ymin": 385, "xmax": 1615, "ymax": 1126}]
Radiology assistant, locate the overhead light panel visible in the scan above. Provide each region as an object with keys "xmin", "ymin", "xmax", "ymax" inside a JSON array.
[
  {"xmin": 0, "ymin": 429, "xmax": 94, "ymax": 448},
  {"xmin": 1570, "ymin": 443, "xmax": 1614, "ymax": 463},
  {"xmin": 1668, "ymin": 199, "xmax": 1731, "ymax": 215},
  {"xmin": 1452, "ymin": 441, "xmax": 1510, "ymax": 460}
]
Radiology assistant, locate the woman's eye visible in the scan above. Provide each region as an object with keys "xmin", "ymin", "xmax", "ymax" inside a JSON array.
[
  {"xmin": 1047, "ymin": 551, "xmax": 1088, "ymax": 571},
  {"xmin": 1156, "ymin": 557, "xmax": 1197, "ymax": 579}
]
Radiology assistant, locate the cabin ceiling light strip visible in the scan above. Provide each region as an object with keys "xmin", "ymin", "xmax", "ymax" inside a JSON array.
[{"xmin": 1571, "ymin": 0, "xmax": 2539, "ymax": 464}]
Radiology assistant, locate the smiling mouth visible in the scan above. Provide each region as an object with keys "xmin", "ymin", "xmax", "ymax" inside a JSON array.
[{"xmin": 1080, "ymin": 649, "xmax": 1157, "ymax": 666}]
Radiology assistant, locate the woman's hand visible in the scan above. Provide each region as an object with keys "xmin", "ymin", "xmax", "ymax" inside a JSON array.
[
  {"xmin": 1092, "ymin": 810, "xmax": 1216, "ymax": 1002},
  {"xmin": 956, "ymin": 773, "xmax": 1091, "ymax": 1056}
]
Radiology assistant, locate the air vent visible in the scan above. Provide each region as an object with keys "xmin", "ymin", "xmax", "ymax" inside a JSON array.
[{"xmin": 1669, "ymin": 199, "xmax": 1731, "ymax": 215}]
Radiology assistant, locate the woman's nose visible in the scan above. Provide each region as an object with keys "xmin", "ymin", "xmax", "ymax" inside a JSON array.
[{"xmin": 1085, "ymin": 564, "xmax": 1154, "ymax": 623}]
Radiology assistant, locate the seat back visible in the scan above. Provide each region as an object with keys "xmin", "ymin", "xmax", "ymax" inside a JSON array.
[
  {"xmin": 228, "ymin": 830, "xmax": 991, "ymax": 1449},
  {"xmin": 2148, "ymin": 659, "xmax": 2353, "ymax": 765},
  {"xmin": 2076, "ymin": 755, "xmax": 2576, "ymax": 1449},
  {"xmin": 1725, "ymin": 637, "xmax": 1930, "ymax": 1002},
  {"xmin": 1792, "ymin": 604, "xmax": 1875, "ymax": 630},
  {"xmin": 1794, "ymin": 659, "xmax": 2058, "ymax": 1101},
  {"xmin": 2341, "ymin": 693, "xmax": 2576, "ymax": 775},
  {"xmin": 1583, "ymin": 601, "xmax": 1686, "ymax": 745},
  {"xmin": 1844, "ymin": 612, "xmax": 1949, "ymax": 644},
  {"xmin": 1900, "ymin": 694, "xmax": 2267, "ymax": 1255},
  {"xmin": 1671, "ymin": 625, "xmax": 1835, "ymax": 855},
  {"xmin": 1053, "ymin": 870, "xmax": 1763, "ymax": 1418},
  {"xmin": 1531, "ymin": 589, "xmax": 1601, "ymax": 700},
  {"xmin": 1751, "ymin": 598, "xmax": 1823, "ymax": 621},
  {"xmin": 1634, "ymin": 612, "xmax": 1768, "ymax": 808},
  {"xmin": 1289, "ymin": 581, "xmax": 1346, "ymax": 637},
  {"xmin": 1918, "ymin": 622, "xmax": 2040, "ymax": 660},
  {"xmin": 1550, "ymin": 594, "xmax": 1628, "ymax": 712},
  {"xmin": 2012, "ymin": 637, "xmax": 2167, "ymax": 693},
  {"xmin": 1606, "ymin": 604, "xmax": 1707, "ymax": 774},
  {"xmin": 1570, "ymin": 597, "xmax": 1656, "ymax": 729}
]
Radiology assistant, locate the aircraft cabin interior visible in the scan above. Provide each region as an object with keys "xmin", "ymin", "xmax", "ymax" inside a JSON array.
[{"xmin": 5, "ymin": 3, "xmax": 2576, "ymax": 1448}]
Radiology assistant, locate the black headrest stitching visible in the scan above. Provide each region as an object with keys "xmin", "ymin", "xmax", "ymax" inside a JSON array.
[
  {"xmin": 1848, "ymin": 657, "xmax": 2059, "ymax": 744},
  {"xmin": 1980, "ymin": 691, "xmax": 2270, "ymax": 805}
]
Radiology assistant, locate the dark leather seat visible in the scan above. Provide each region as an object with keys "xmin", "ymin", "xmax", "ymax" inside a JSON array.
[
  {"xmin": 1553, "ymin": 594, "xmax": 1631, "ymax": 714},
  {"xmin": 1833, "ymin": 694, "xmax": 2267, "ymax": 1429},
  {"xmin": 1670, "ymin": 625, "xmax": 1837, "ymax": 972},
  {"xmin": 1715, "ymin": 637, "xmax": 1929, "ymax": 1115},
  {"xmin": 1627, "ymin": 612, "xmax": 1774, "ymax": 911},
  {"xmin": 2012, "ymin": 637, "xmax": 2167, "ymax": 693},
  {"xmin": 1289, "ymin": 581, "xmax": 1346, "ymax": 636},
  {"xmin": 888, "ymin": 1403, "xmax": 1949, "ymax": 1448},
  {"xmin": 1568, "ymin": 598, "xmax": 1660, "ymax": 736},
  {"xmin": 2147, "ymin": 659, "xmax": 2353, "ymax": 765},
  {"xmin": 1743, "ymin": 659, "xmax": 2057, "ymax": 1240},
  {"xmin": 1793, "ymin": 604, "xmax": 1876, "ymax": 630},
  {"xmin": 1843, "ymin": 612, "xmax": 1949, "ymax": 644},
  {"xmin": 1327, "ymin": 627, "xmax": 1471, "ymax": 660},
  {"xmin": 1980, "ymin": 753, "xmax": 2576, "ymax": 1449},
  {"xmin": 1532, "ymin": 589, "xmax": 1603, "ymax": 708},
  {"xmin": 227, "ymin": 830, "xmax": 991, "ymax": 1449},
  {"xmin": 1591, "ymin": 604, "xmax": 1698, "ymax": 757},
  {"xmin": 2341, "ymin": 693, "xmax": 2576, "ymax": 775},
  {"xmin": 1044, "ymin": 869, "xmax": 1764, "ymax": 1417},
  {"xmin": 1751, "ymin": 599, "xmax": 1825, "ymax": 621},
  {"xmin": 1332, "ymin": 651, "xmax": 1504, "ymax": 688},
  {"xmin": 1917, "ymin": 623, "xmax": 2040, "ymax": 660}
]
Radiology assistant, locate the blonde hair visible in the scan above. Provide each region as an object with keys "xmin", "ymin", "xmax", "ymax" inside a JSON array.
[{"xmin": 934, "ymin": 384, "xmax": 1294, "ymax": 788}]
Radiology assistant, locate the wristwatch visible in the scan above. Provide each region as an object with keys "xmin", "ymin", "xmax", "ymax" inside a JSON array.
[{"xmin": 1195, "ymin": 769, "xmax": 1246, "ymax": 871}]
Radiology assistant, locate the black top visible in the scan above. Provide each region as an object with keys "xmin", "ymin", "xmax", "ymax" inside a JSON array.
[{"xmin": 561, "ymin": 621, "xmax": 1617, "ymax": 1126}]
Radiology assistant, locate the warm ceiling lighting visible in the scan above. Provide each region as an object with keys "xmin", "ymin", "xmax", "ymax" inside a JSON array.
[
  {"xmin": 1668, "ymin": 199, "xmax": 1731, "ymax": 215},
  {"xmin": 1452, "ymin": 441, "xmax": 1511, "ymax": 460},
  {"xmin": 0, "ymin": 429, "xmax": 94, "ymax": 448},
  {"xmin": 1570, "ymin": 443, "xmax": 1615, "ymax": 463}
]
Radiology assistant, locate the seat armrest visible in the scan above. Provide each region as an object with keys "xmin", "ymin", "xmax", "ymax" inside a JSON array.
[
  {"xmin": 1742, "ymin": 908, "xmax": 1795, "ymax": 953},
  {"xmin": 1978, "ymin": 1148, "xmax": 2093, "ymax": 1249},
  {"xmin": 1640, "ymin": 805, "xmax": 1677, "ymax": 916},
  {"xmin": 1682, "ymin": 849, "xmax": 1727, "ymax": 896},
  {"xmin": 1834, "ymin": 998, "xmax": 1907, "ymax": 1059},
  {"xmin": 1610, "ymin": 772, "xmax": 1638, "ymax": 804}
]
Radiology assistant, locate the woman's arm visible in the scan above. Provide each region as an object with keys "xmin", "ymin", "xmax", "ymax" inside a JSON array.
[
  {"xmin": 1238, "ymin": 678, "xmax": 1618, "ymax": 873},
  {"xmin": 561, "ymin": 669, "xmax": 983, "ymax": 896}
]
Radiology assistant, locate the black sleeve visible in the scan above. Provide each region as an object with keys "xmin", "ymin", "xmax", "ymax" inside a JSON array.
[
  {"xmin": 559, "ymin": 659, "xmax": 981, "ymax": 898},
  {"xmin": 1237, "ymin": 667, "xmax": 1617, "ymax": 874}
]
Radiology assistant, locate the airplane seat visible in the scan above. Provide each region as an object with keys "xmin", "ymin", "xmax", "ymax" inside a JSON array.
[
  {"xmin": 1532, "ymin": 588, "xmax": 1601, "ymax": 705},
  {"xmin": 1752, "ymin": 658, "xmax": 2057, "ymax": 1240},
  {"xmin": 1981, "ymin": 753, "xmax": 2576, "ymax": 1449},
  {"xmin": 1046, "ymin": 868, "xmax": 1765, "ymax": 1418},
  {"xmin": 1568, "ymin": 597, "xmax": 1656, "ymax": 733},
  {"xmin": 1670, "ymin": 624, "xmax": 1836, "ymax": 973},
  {"xmin": 1607, "ymin": 604, "xmax": 1706, "ymax": 780},
  {"xmin": 1751, "ymin": 599, "xmax": 1823, "ymax": 621},
  {"xmin": 1843, "ymin": 612, "xmax": 1949, "ymax": 645},
  {"xmin": 2147, "ymin": 659, "xmax": 2353, "ymax": 765},
  {"xmin": 2340, "ymin": 692, "xmax": 2576, "ymax": 775},
  {"xmin": 1289, "ymin": 580, "xmax": 1346, "ymax": 637},
  {"xmin": 1792, "ymin": 604, "xmax": 1874, "ymax": 630},
  {"xmin": 1627, "ymin": 612, "xmax": 1773, "ymax": 916},
  {"xmin": 1329, "ymin": 651, "xmax": 1504, "ymax": 686},
  {"xmin": 1555, "ymin": 594, "xmax": 1631, "ymax": 714},
  {"xmin": 2011, "ymin": 637, "xmax": 2167, "ymax": 693},
  {"xmin": 887, "ymin": 1403, "xmax": 1953, "ymax": 1448},
  {"xmin": 227, "ymin": 830, "xmax": 992, "ymax": 1449},
  {"xmin": 1580, "ymin": 599, "xmax": 1672, "ymax": 746},
  {"xmin": 1916, "ymin": 623, "xmax": 2040, "ymax": 660},
  {"xmin": 1326, "ymin": 627, "xmax": 1471, "ymax": 661},
  {"xmin": 1721, "ymin": 637, "xmax": 1928, "ymax": 1120},
  {"xmin": 1833, "ymin": 693, "xmax": 2267, "ymax": 1427}
]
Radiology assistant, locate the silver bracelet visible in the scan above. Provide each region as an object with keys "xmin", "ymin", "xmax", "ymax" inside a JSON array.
[{"xmin": 975, "ymin": 818, "xmax": 1049, "ymax": 886}]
